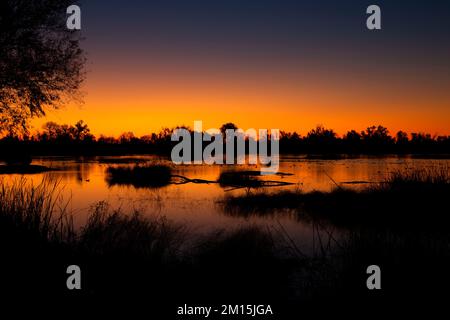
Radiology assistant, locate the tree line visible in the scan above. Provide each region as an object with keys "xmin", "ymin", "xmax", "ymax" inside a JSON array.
[{"xmin": 1, "ymin": 121, "xmax": 449, "ymax": 156}]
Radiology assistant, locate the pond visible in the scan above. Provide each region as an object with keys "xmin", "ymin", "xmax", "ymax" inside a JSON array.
[{"xmin": 2, "ymin": 154, "xmax": 449, "ymax": 254}]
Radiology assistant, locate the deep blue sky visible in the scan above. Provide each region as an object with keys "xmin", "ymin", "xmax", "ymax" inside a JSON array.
[{"xmin": 80, "ymin": 0, "xmax": 450, "ymax": 62}]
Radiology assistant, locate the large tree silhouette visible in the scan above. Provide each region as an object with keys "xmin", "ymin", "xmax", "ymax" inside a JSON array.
[{"xmin": 0, "ymin": 0, "xmax": 85, "ymax": 136}]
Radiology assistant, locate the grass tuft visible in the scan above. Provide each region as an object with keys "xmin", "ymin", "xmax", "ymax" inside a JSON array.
[{"xmin": 105, "ymin": 164, "xmax": 172, "ymax": 188}]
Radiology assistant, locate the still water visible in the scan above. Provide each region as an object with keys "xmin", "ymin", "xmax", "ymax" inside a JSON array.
[{"xmin": 2, "ymin": 155, "xmax": 449, "ymax": 253}]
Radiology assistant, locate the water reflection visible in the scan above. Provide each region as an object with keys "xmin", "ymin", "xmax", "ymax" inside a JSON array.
[{"xmin": 1, "ymin": 155, "xmax": 449, "ymax": 248}]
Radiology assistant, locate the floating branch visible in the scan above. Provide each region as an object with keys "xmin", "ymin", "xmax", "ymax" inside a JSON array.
[
  {"xmin": 170, "ymin": 175, "xmax": 216, "ymax": 185},
  {"xmin": 218, "ymin": 170, "xmax": 294, "ymax": 190}
]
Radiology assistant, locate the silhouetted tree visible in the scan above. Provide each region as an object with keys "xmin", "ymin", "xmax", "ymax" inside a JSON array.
[
  {"xmin": 280, "ymin": 131, "xmax": 302, "ymax": 153},
  {"xmin": 360, "ymin": 125, "xmax": 394, "ymax": 152},
  {"xmin": 98, "ymin": 135, "xmax": 116, "ymax": 145},
  {"xmin": 307, "ymin": 125, "xmax": 337, "ymax": 141},
  {"xmin": 342, "ymin": 130, "xmax": 362, "ymax": 153},
  {"xmin": 38, "ymin": 120, "xmax": 93, "ymax": 144},
  {"xmin": 395, "ymin": 131, "xmax": 409, "ymax": 144},
  {"xmin": 73, "ymin": 120, "xmax": 91, "ymax": 141},
  {"xmin": 0, "ymin": 0, "xmax": 85, "ymax": 136},
  {"xmin": 220, "ymin": 123, "xmax": 238, "ymax": 136},
  {"xmin": 0, "ymin": 107, "xmax": 29, "ymax": 137},
  {"xmin": 219, "ymin": 122, "xmax": 239, "ymax": 147},
  {"xmin": 119, "ymin": 132, "xmax": 138, "ymax": 144},
  {"xmin": 362, "ymin": 126, "xmax": 392, "ymax": 142},
  {"xmin": 305, "ymin": 125, "xmax": 337, "ymax": 152},
  {"xmin": 344, "ymin": 130, "xmax": 362, "ymax": 142},
  {"xmin": 411, "ymin": 132, "xmax": 433, "ymax": 144}
]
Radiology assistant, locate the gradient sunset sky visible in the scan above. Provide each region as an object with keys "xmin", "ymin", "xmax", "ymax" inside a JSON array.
[{"xmin": 33, "ymin": 0, "xmax": 450, "ymax": 136}]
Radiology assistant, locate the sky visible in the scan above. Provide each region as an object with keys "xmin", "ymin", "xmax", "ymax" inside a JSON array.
[{"xmin": 33, "ymin": 0, "xmax": 450, "ymax": 137}]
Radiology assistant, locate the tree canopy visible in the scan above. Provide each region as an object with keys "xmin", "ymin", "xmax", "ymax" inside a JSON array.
[{"xmin": 0, "ymin": 0, "xmax": 85, "ymax": 136}]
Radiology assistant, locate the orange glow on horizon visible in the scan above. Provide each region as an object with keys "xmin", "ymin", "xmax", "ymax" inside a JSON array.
[{"xmin": 31, "ymin": 60, "xmax": 450, "ymax": 137}]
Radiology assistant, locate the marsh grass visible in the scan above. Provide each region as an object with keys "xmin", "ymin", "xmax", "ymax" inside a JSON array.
[
  {"xmin": 218, "ymin": 170, "xmax": 294, "ymax": 190},
  {"xmin": 0, "ymin": 178, "xmax": 301, "ymax": 306},
  {"xmin": 0, "ymin": 177, "xmax": 189, "ymax": 298},
  {"xmin": 0, "ymin": 177, "xmax": 73, "ymax": 242},
  {"xmin": 105, "ymin": 164, "xmax": 172, "ymax": 188},
  {"xmin": 0, "ymin": 177, "xmax": 187, "ymax": 260},
  {"xmin": 218, "ymin": 170, "xmax": 263, "ymax": 188},
  {"xmin": 217, "ymin": 166, "xmax": 450, "ymax": 305},
  {"xmin": 220, "ymin": 167, "xmax": 450, "ymax": 229},
  {"xmin": 3, "ymin": 169, "xmax": 449, "ymax": 311},
  {"xmin": 219, "ymin": 190, "xmax": 303, "ymax": 218},
  {"xmin": 376, "ymin": 166, "xmax": 450, "ymax": 191},
  {"xmin": 79, "ymin": 201, "xmax": 187, "ymax": 262}
]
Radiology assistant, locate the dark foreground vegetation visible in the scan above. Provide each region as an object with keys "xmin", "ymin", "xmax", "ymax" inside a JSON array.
[
  {"xmin": 221, "ymin": 167, "xmax": 450, "ymax": 229},
  {"xmin": 1, "ymin": 168, "xmax": 449, "ymax": 315},
  {"xmin": 219, "ymin": 167, "xmax": 450, "ymax": 311},
  {"xmin": 0, "ymin": 178, "xmax": 301, "ymax": 316}
]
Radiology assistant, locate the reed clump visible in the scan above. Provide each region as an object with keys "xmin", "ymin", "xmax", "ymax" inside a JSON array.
[{"xmin": 105, "ymin": 164, "xmax": 172, "ymax": 188}]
